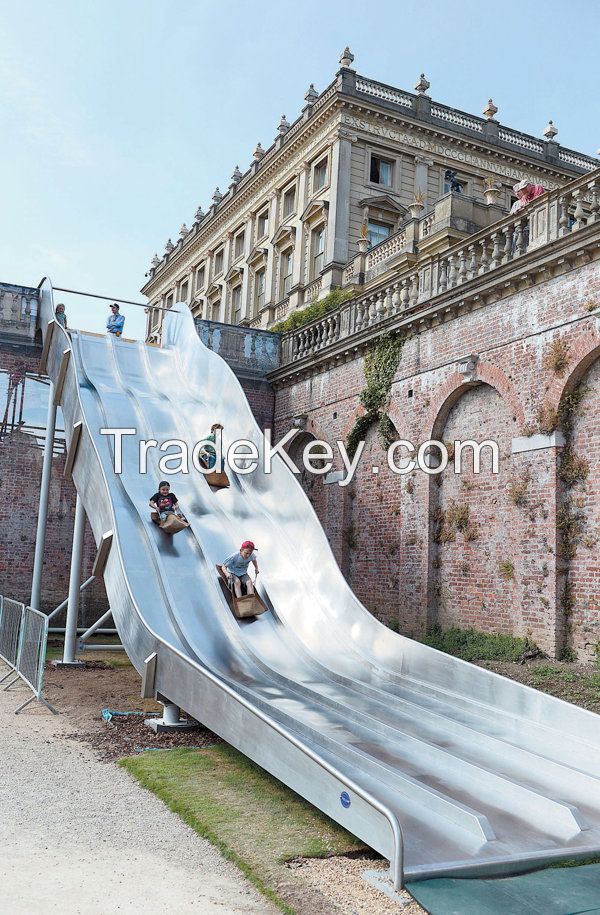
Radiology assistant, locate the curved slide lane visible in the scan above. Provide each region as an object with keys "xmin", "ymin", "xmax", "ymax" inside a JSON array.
[{"xmin": 37, "ymin": 278, "xmax": 600, "ymax": 885}]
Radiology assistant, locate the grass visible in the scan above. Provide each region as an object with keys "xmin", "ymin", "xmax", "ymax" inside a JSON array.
[
  {"xmin": 121, "ymin": 744, "xmax": 367, "ymax": 914},
  {"xmin": 423, "ymin": 625, "xmax": 536, "ymax": 662}
]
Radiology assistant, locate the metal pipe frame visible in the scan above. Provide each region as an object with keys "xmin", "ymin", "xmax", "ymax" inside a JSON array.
[
  {"xmin": 30, "ymin": 380, "xmax": 57, "ymax": 610},
  {"xmin": 62, "ymin": 495, "xmax": 86, "ymax": 663},
  {"xmin": 77, "ymin": 609, "xmax": 113, "ymax": 644}
]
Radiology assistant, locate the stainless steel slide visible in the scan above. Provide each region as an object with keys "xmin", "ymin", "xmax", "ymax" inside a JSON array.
[{"xmin": 38, "ymin": 279, "xmax": 600, "ymax": 886}]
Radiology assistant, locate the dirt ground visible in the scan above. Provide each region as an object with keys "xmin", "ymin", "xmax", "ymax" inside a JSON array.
[{"xmin": 43, "ymin": 654, "xmax": 423, "ymax": 914}]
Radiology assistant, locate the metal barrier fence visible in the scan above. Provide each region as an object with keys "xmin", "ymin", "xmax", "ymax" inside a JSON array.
[
  {"xmin": 0, "ymin": 595, "xmax": 57, "ymax": 714},
  {"xmin": 0, "ymin": 598, "xmax": 24, "ymax": 682}
]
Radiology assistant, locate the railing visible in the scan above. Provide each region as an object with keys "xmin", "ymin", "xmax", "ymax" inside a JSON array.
[
  {"xmin": 280, "ymin": 169, "xmax": 600, "ymax": 364},
  {"xmin": 303, "ymin": 277, "xmax": 323, "ymax": 303},
  {"xmin": 367, "ymin": 230, "xmax": 408, "ymax": 269},
  {"xmin": 431, "ymin": 104, "xmax": 483, "ymax": 132},
  {"xmin": 0, "ymin": 596, "xmax": 57, "ymax": 714},
  {"xmin": 355, "ymin": 77, "xmax": 412, "ymax": 109}
]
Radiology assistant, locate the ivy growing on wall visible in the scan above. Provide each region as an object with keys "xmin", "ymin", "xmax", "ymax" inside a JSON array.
[
  {"xmin": 346, "ymin": 333, "xmax": 405, "ymax": 459},
  {"xmin": 270, "ymin": 288, "xmax": 353, "ymax": 333}
]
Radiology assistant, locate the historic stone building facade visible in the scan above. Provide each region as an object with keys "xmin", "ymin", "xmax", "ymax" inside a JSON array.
[
  {"xmin": 270, "ymin": 170, "xmax": 600, "ymax": 660},
  {"xmin": 141, "ymin": 49, "xmax": 596, "ymax": 338}
]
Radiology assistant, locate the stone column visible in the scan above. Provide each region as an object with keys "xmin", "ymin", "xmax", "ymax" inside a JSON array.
[
  {"xmin": 241, "ymin": 213, "xmax": 254, "ymax": 321},
  {"xmin": 324, "ymin": 135, "xmax": 352, "ymax": 275},
  {"xmin": 264, "ymin": 193, "xmax": 278, "ymax": 309}
]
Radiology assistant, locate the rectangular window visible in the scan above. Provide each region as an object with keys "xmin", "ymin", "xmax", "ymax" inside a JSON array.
[
  {"xmin": 195, "ymin": 264, "xmax": 205, "ymax": 291},
  {"xmin": 311, "ymin": 226, "xmax": 325, "ymax": 278},
  {"xmin": 255, "ymin": 268, "xmax": 266, "ymax": 311},
  {"xmin": 234, "ymin": 230, "xmax": 245, "ymax": 259},
  {"xmin": 370, "ymin": 155, "xmax": 394, "ymax": 186},
  {"xmin": 281, "ymin": 249, "xmax": 293, "ymax": 295},
  {"xmin": 180, "ymin": 280, "xmax": 189, "ymax": 302},
  {"xmin": 313, "ymin": 158, "xmax": 328, "ymax": 191},
  {"xmin": 214, "ymin": 249, "xmax": 224, "ymax": 275},
  {"xmin": 166, "ymin": 293, "xmax": 174, "ymax": 310},
  {"xmin": 282, "ymin": 186, "xmax": 296, "ymax": 218},
  {"xmin": 257, "ymin": 209, "xmax": 269, "ymax": 238},
  {"xmin": 232, "ymin": 285, "xmax": 242, "ymax": 324},
  {"xmin": 210, "ymin": 298, "xmax": 220, "ymax": 321},
  {"xmin": 367, "ymin": 220, "xmax": 392, "ymax": 248}
]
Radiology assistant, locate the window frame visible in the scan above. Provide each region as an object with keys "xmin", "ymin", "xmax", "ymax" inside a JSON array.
[
  {"xmin": 233, "ymin": 229, "xmax": 245, "ymax": 260},
  {"xmin": 231, "ymin": 284, "xmax": 242, "ymax": 324},
  {"xmin": 195, "ymin": 264, "xmax": 206, "ymax": 292},
  {"xmin": 311, "ymin": 225, "xmax": 325, "ymax": 279},
  {"xmin": 257, "ymin": 208, "xmax": 269, "ymax": 239},
  {"xmin": 281, "ymin": 248, "xmax": 294, "ymax": 296},
  {"xmin": 214, "ymin": 247, "xmax": 225, "ymax": 277},
  {"xmin": 254, "ymin": 267, "xmax": 266, "ymax": 312},
  {"xmin": 282, "ymin": 184, "xmax": 296, "ymax": 219},
  {"xmin": 369, "ymin": 153, "xmax": 395, "ymax": 188},
  {"xmin": 367, "ymin": 219, "xmax": 394, "ymax": 248},
  {"xmin": 312, "ymin": 156, "xmax": 328, "ymax": 194}
]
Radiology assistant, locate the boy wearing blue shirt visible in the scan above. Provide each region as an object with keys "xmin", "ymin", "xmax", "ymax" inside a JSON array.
[
  {"xmin": 220, "ymin": 541, "xmax": 259, "ymax": 598},
  {"xmin": 106, "ymin": 303, "xmax": 125, "ymax": 336}
]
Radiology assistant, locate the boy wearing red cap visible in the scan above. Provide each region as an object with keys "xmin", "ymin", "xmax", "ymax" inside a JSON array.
[{"xmin": 220, "ymin": 541, "xmax": 259, "ymax": 598}]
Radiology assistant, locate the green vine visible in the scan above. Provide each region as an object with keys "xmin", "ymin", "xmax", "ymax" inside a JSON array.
[
  {"xmin": 346, "ymin": 333, "xmax": 405, "ymax": 458},
  {"xmin": 270, "ymin": 288, "xmax": 353, "ymax": 333}
]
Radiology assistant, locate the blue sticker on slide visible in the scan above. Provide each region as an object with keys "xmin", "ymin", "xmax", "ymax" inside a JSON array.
[{"xmin": 340, "ymin": 791, "xmax": 351, "ymax": 809}]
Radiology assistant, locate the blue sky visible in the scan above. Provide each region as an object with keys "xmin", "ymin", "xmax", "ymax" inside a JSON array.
[{"xmin": 1, "ymin": 0, "xmax": 598, "ymax": 339}]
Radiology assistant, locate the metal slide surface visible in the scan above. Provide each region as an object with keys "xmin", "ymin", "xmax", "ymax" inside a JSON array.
[{"xmin": 38, "ymin": 280, "xmax": 600, "ymax": 884}]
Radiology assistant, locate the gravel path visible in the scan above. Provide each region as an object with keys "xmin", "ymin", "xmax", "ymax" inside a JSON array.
[{"xmin": 0, "ymin": 687, "xmax": 277, "ymax": 915}]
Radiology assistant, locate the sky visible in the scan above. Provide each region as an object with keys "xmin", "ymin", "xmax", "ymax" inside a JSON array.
[{"xmin": 1, "ymin": 0, "xmax": 598, "ymax": 340}]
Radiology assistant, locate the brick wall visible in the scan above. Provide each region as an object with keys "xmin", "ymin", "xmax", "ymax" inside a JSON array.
[{"xmin": 273, "ymin": 260, "xmax": 600, "ymax": 658}]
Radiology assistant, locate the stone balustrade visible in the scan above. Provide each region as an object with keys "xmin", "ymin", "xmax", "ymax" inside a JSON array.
[{"xmin": 279, "ymin": 169, "xmax": 600, "ymax": 366}]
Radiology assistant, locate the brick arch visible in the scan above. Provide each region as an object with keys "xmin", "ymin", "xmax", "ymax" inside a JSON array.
[
  {"xmin": 545, "ymin": 336, "xmax": 600, "ymax": 412},
  {"xmin": 421, "ymin": 363, "xmax": 525, "ymax": 442}
]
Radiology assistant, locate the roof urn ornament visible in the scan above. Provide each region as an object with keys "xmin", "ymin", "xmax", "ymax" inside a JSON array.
[
  {"xmin": 253, "ymin": 142, "xmax": 265, "ymax": 161},
  {"xmin": 414, "ymin": 73, "xmax": 430, "ymax": 95},
  {"xmin": 231, "ymin": 165, "xmax": 243, "ymax": 185},
  {"xmin": 304, "ymin": 84, "xmax": 319, "ymax": 106},
  {"xmin": 179, "ymin": 224, "xmax": 189, "ymax": 239},
  {"xmin": 543, "ymin": 120, "xmax": 558, "ymax": 140},
  {"xmin": 278, "ymin": 114, "xmax": 291, "ymax": 136},
  {"xmin": 194, "ymin": 205, "xmax": 205, "ymax": 222},
  {"xmin": 483, "ymin": 98, "xmax": 498, "ymax": 120},
  {"xmin": 339, "ymin": 46, "xmax": 355, "ymax": 69},
  {"xmin": 212, "ymin": 186, "xmax": 223, "ymax": 204},
  {"xmin": 165, "ymin": 238, "xmax": 174, "ymax": 253}
]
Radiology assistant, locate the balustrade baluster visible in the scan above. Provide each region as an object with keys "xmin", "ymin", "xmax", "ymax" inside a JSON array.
[
  {"xmin": 572, "ymin": 190, "xmax": 585, "ymax": 230},
  {"xmin": 502, "ymin": 225, "xmax": 513, "ymax": 262},
  {"xmin": 410, "ymin": 274, "xmax": 419, "ymax": 307},
  {"xmin": 376, "ymin": 291, "xmax": 386, "ymax": 321},
  {"xmin": 467, "ymin": 244, "xmax": 478, "ymax": 279},
  {"xmin": 514, "ymin": 219, "xmax": 524, "ymax": 257},
  {"xmin": 458, "ymin": 250, "xmax": 468, "ymax": 283},
  {"xmin": 401, "ymin": 279, "xmax": 410, "ymax": 309},
  {"xmin": 490, "ymin": 232, "xmax": 501, "ymax": 269},
  {"xmin": 478, "ymin": 240, "xmax": 490, "ymax": 275},
  {"xmin": 368, "ymin": 294, "xmax": 378, "ymax": 325},
  {"xmin": 384, "ymin": 286, "xmax": 393, "ymax": 317},
  {"xmin": 448, "ymin": 255, "xmax": 458, "ymax": 287},
  {"xmin": 588, "ymin": 179, "xmax": 600, "ymax": 223},
  {"xmin": 355, "ymin": 299, "xmax": 365, "ymax": 330},
  {"xmin": 438, "ymin": 259, "xmax": 448, "ymax": 293},
  {"xmin": 392, "ymin": 282, "xmax": 401, "ymax": 312},
  {"xmin": 558, "ymin": 196, "xmax": 569, "ymax": 237}
]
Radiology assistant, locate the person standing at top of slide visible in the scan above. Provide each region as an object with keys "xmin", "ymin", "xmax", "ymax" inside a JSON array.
[{"xmin": 106, "ymin": 302, "xmax": 125, "ymax": 336}]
